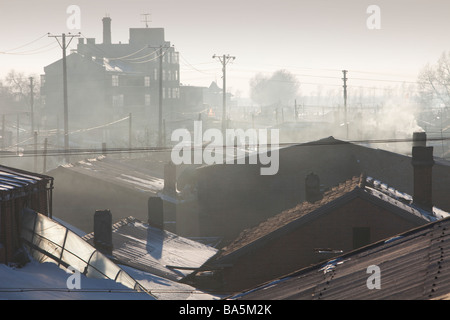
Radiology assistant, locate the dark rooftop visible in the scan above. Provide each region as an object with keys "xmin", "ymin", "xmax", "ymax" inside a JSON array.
[
  {"xmin": 231, "ymin": 215, "xmax": 450, "ymax": 300},
  {"xmin": 0, "ymin": 165, "xmax": 53, "ymax": 197},
  {"xmin": 215, "ymin": 174, "xmax": 449, "ymax": 263},
  {"xmin": 49, "ymin": 155, "xmax": 164, "ymax": 194}
]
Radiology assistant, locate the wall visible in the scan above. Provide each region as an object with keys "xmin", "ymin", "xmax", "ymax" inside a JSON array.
[{"xmin": 0, "ymin": 178, "xmax": 51, "ymax": 264}]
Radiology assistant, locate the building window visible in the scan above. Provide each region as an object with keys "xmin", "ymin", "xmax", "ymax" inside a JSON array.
[
  {"xmin": 112, "ymin": 75, "xmax": 119, "ymax": 87},
  {"xmin": 175, "ymin": 70, "xmax": 179, "ymax": 81},
  {"xmin": 144, "ymin": 76, "xmax": 150, "ymax": 87},
  {"xmin": 145, "ymin": 94, "xmax": 151, "ymax": 106},
  {"xmin": 154, "ymin": 69, "xmax": 158, "ymax": 81},
  {"xmin": 112, "ymin": 94, "xmax": 124, "ymax": 107},
  {"xmin": 353, "ymin": 227, "xmax": 370, "ymax": 249}
]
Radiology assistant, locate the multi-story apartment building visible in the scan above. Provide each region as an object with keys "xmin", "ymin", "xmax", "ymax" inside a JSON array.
[{"xmin": 41, "ymin": 17, "xmax": 180, "ymax": 147}]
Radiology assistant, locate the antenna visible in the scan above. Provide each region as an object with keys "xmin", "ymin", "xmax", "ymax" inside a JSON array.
[{"xmin": 141, "ymin": 13, "xmax": 151, "ymax": 28}]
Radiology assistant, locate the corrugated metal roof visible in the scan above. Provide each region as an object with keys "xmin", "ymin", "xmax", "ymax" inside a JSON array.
[
  {"xmin": 231, "ymin": 216, "xmax": 450, "ymax": 300},
  {"xmin": 83, "ymin": 217, "xmax": 218, "ymax": 282},
  {"xmin": 55, "ymin": 156, "xmax": 163, "ymax": 194},
  {"xmin": 0, "ymin": 165, "xmax": 53, "ymax": 195}
]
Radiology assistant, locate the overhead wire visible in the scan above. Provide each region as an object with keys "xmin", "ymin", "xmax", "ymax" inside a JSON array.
[
  {"xmin": 107, "ymin": 46, "xmax": 148, "ymax": 60},
  {"xmin": 3, "ymin": 136, "xmax": 450, "ymax": 159},
  {"xmin": 1, "ymin": 42, "xmax": 60, "ymax": 56},
  {"xmin": 0, "ymin": 33, "xmax": 49, "ymax": 54}
]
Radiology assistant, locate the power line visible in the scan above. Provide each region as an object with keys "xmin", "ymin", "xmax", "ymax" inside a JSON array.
[
  {"xmin": 4, "ymin": 136, "xmax": 450, "ymax": 159},
  {"xmin": 107, "ymin": 46, "xmax": 148, "ymax": 61},
  {"xmin": 180, "ymin": 54, "xmax": 218, "ymax": 75},
  {"xmin": 0, "ymin": 34, "xmax": 49, "ymax": 54}
]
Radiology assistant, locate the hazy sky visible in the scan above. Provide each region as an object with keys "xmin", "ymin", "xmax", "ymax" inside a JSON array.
[{"xmin": 1, "ymin": 0, "xmax": 450, "ymax": 97}]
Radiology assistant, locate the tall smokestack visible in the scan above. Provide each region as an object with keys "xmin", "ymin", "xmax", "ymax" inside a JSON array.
[
  {"xmin": 102, "ymin": 16, "xmax": 112, "ymax": 45},
  {"xmin": 411, "ymin": 132, "xmax": 434, "ymax": 212}
]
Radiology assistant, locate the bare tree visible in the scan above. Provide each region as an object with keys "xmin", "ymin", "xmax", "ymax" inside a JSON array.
[
  {"xmin": 417, "ymin": 52, "xmax": 450, "ymax": 109},
  {"xmin": 249, "ymin": 69, "xmax": 300, "ymax": 106}
]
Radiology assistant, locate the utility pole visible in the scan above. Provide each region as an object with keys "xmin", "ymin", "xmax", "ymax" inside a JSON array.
[
  {"xmin": 48, "ymin": 32, "xmax": 80, "ymax": 162},
  {"xmin": 159, "ymin": 45, "xmax": 163, "ymax": 148},
  {"xmin": 213, "ymin": 54, "xmax": 235, "ymax": 139},
  {"xmin": 29, "ymin": 77, "xmax": 34, "ymax": 137},
  {"xmin": 147, "ymin": 45, "xmax": 171, "ymax": 147},
  {"xmin": 342, "ymin": 70, "xmax": 348, "ymax": 139},
  {"xmin": 129, "ymin": 113, "xmax": 132, "ymax": 151}
]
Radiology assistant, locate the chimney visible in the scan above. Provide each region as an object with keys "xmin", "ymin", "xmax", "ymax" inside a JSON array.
[
  {"xmin": 163, "ymin": 161, "xmax": 177, "ymax": 195},
  {"xmin": 411, "ymin": 132, "xmax": 434, "ymax": 212},
  {"xmin": 148, "ymin": 196, "xmax": 164, "ymax": 229},
  {"xmin": 102, "ymin": 16, "xmax": 112, "ymax": 45},
  {"xmin": 93, "ymin": 209, "xmax": 113, "ymax": 255},
  {"xmin": 305, "ymin": 172, "xmax": 322, "ymax": 203}
]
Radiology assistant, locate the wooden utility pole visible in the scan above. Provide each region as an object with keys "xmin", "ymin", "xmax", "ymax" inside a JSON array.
[
  {"xmin": 147, "ymin": 45, "xmax": 171, "ymax": 147},
  {"xmin": 342, "ymin": 70, "xmax": 348, "ymax": 139},
  {"xmin": 48, "ymin": 32, "xmax": 80, "ymax": 162},
  {"xmin": 29, "ymin": 77, "xmax": 34, "ymax": 136},
  {"xmin": 213, "ymin": 54, "xmax": 235, "ymax": 139},
  {"xmin": 159, "ymin": 46, "xmax": 163, "ymax": 147},
  {"xmin": 43, "ymin": 138, "xmax": 48, "ymax": 174},
  {"xmin": 1, "ymin": 115, "xmax": 4, "ymax": 150},
  {"xmin": 34, "ymin": 131, "xmax": 37, "ymax": 172},
  {"xmin": 129, "ymin": 113, "xmax": 132, "ymax": 151}
]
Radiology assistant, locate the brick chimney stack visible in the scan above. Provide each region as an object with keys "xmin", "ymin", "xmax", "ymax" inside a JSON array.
[
  {"xmin": 305, "ymin": 172, "xmax": 322, "ymax": 203},
  {"xmin": 411, "ymin": 132, "xmax": 434, "ymax": 212},
  {"xmin": 163, "ymin": 161, "xmax": 177, "ymax": 195},
  {"xmin": 94, "ymin": 209, "xmax": 113, "ymax": 255}
]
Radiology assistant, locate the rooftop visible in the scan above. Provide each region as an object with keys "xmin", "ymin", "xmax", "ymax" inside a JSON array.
[
  {"xmin": 231, "ymin": 215, "xmax": 450, "ymax": 300},
  {"xmin": 51, "ymin": 155, "xmax": 164, "ymax": 194},
  {"xmin": 0, "ymin": 164, "xmax": 53, "ymax": 193},
  {"xmin": 216, "ymin": 174, "xmax": 449, "ymax": 262},
  {"xmin": 83, "ymin": 216, "xmax": 219, "ymax": 282}
]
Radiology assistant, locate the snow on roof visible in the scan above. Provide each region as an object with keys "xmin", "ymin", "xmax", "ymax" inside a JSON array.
[
  {"xmin": 365, "ymin": 176, "xmax": 450, "ymax": 222},
  {"xmin": 1, "ymin": 258, "xmax": 220, "ymax": 300},
  {"xmin": 83, "ymin": 217, "xmax": 219, "ymax": 282},
  {"xmin": 120, "ymin": 265, "xmax": 220, "ymax": 300},
  {"xmin": 56, "ymin": 156, "xmax": 164, "ymax": 194},
  {"xmin": 0, "ymin": 260, "xmax": 153, "ymax": 300}
]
